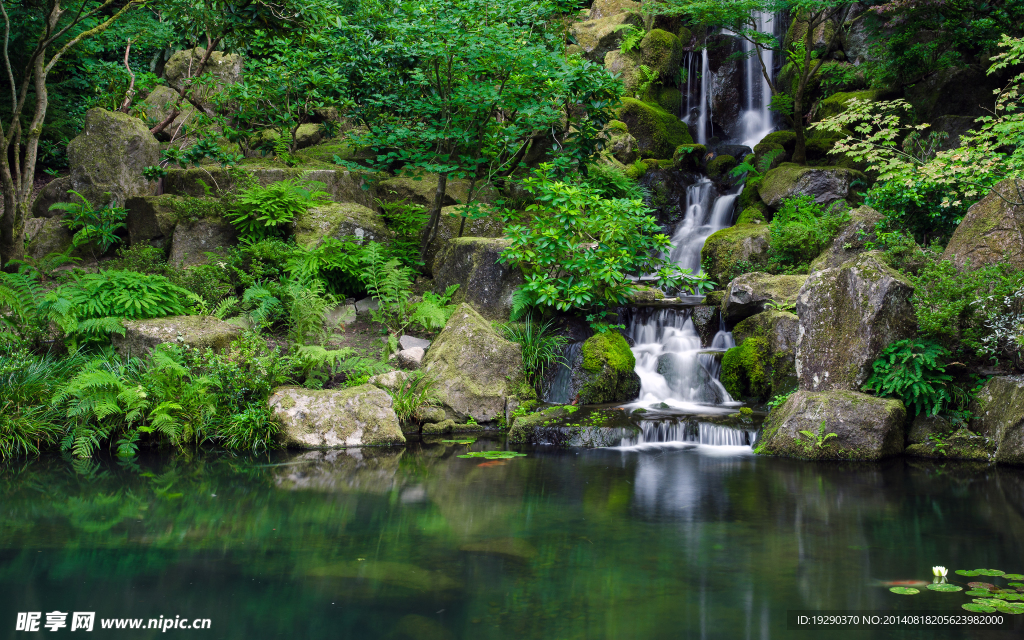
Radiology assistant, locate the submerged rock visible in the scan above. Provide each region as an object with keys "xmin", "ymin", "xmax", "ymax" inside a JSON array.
[
  {"xmin": 113, "ymin": 315, "xmax": 241, "ymax": 356},
  {"xmin": 274, "ymin": 448, "xmax": 405, "ymax": 493},
  {"xmin": 970, "ymin": 376, "xmax": 1024, "ymax": 464},
  {"xmin": 721, "ymin": 272, "xmax": 806, "ymax": 323},
  {"xmin": 574, "ymin": 332, "xmax": 641, "ymax": 404},
  {"xmin": 941, "ymin": 179, "xmax": 1024, "ymax": 272},
  {"xmin": 809, "ymin": 205, "xmax": 882, "ymax": 273},
  {"xmin": 905, "ymin": 428, "xmax": 996, "ymax": 462},
  {"xmin": 795, "ymin": 252, "xmax": 916, "ymax": 392},
  {"xmin": 66, "ymin": 108, "xmax": 160, "ymax": 206},
  {"xmin": 756, "ymin": 390, "xmax": 905, "ymax": 460},
  {"xmin": 269, "ymin": 384, "xmax": 405, "ymax": 448},
  {"xmin": 422, "ymin": 303, "xmax": 525, "ymax": 423},
  {"xmin": 758, "ymin": 162, "xmax": 863, "ymax": 210},
  {"xmin": 431, "ymin": 237, "xmax": 524, "ymax": 319},
  {"xmin": 722, "ymin": 310, "xmax": 799, "ymax": 400}
]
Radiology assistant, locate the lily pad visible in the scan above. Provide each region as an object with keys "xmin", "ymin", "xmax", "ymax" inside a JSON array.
[
  {"xmin": 962, "ymin": 603, "xmax": 996, "ymax": 613},
  {"xmin": 1008, "ymin": 582, "xmax": 1024, "ymax": 588},
  {"xmin": 955, "ymin": 570, "xmax": 979, "ymax": 577},
  {"xmin": 442, "ymin": 438, "xmax": 477, "ymax": 444},
  {"xmin": 965, "ymin": 589, "xmax": 993, "ymax": 596},
  {"xmin": 967, "ymin": 582, "xmax": 996, "ymax": 590},
  {"xmin": 1004, "ymin": 574, "xmax": 1024, "ymax": 580},
  {"xmin": 996, "ymin": 602, "xmax": 1024, "ymax": 614},
  {"xmin": 976, "ymin": 569, "xmax": 1006, "ymax": 577},
  {"xmin": 458, "ymin": 451, "xmax": 526, "ymax": 460},
  {"xmin": 889, "ymin": 587, "xmax": 919, "ymax": 595},
  {"xmin": 926, "ymin": 583, "xmax": 962, "ymax": 592}
]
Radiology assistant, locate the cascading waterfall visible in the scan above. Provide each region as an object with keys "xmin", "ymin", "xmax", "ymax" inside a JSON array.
[
  {"xmin": 668, "ymin": 180, "xmax": 741, "ymax": 275},
  {"xmin": 739, "ymin": 11, "xmax": 778, "ymax": 148},
  {"xmin": 545, "ymin": 342, "xmax": 583, "ymax": 404},
  {"xmin": 695, "ymin": 48, "xmax": 712, "ymax": 145},
  {"xmin": 618, "ymin": 418, "xmax": 757, "ymax": 447}
]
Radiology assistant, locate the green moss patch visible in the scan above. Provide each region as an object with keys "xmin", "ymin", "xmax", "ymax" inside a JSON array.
[{"xmin": 617, "ymin": 97, "xmax": 693, "ymax": 159}]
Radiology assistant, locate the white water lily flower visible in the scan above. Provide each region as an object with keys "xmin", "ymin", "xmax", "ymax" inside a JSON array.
[{"xmin": 933, "ymin": 566, "xmax": 948, "ymax": 577}]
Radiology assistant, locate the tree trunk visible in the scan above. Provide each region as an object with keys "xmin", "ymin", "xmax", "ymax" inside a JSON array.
[
  {"xmin": 418, "ymin": 172, "xmax": 448, "ymax": 266},
  {"xmin": 0, "ymin": 191, "xmax": 25, "ymax": 267},
  {"xmin": 457, "ymin": 175, "xmax": 479, "ymax": 238},
  {"xmin": 791, "ymin": 23, "xmax": 815, "ymax": 166}
]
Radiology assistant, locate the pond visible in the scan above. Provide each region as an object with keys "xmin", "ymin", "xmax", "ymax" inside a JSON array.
[{"xmin": 2, "ymin": 432, "xmax": 1023, "ymax": 639}]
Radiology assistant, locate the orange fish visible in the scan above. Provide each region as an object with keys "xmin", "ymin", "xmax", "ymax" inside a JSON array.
[{"xmin": 476, "ymin": 460, "xmax": 508, "ymax": 468}]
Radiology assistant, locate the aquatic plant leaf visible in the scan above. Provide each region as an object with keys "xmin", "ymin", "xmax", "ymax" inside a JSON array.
[
  {"xmin": 996, "ymin": 602, "xmax": 1024, "ymax": 614},
  {"xmin": 889, "ymin": 587, "xmax": 919, "ymax": 595},
  {"xmin": 926, "ymin": 583, "xmax": 962, "ymax": 592},
  {"xmin": 965, "ymin": 589, "xmax": 992, "ymax": 596},
  {"xmin": 976, "ymin": 569, "xmax": 1005, "ymax": 577},
  {"xmin": 962, "ymin": 603, "xmax": 996, "ymax": 613},
  {"xmin": 967, "ymin": 582, "xmax": 996, "ymax": 589},
  {"xmin": 1003, "ymin": 574, "xmax": 1024, "ymax": 580},
  {"xmin": 955, "ymin": 570, "xmax": 979, "ymax": 577},
  {"xmin": 442, "ymin": 438, "xmax": 477, "ymax": 444},
  {"xmin": 458, "ymin": 451, "xmax": 526, "ymax": 459},
  {"xmin": 1008, "ymin": 582, "xmax": 1024, "ymax": 587}
]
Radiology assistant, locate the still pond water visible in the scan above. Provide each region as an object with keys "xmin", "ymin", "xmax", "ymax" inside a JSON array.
[{"xmin": 2, "ymin": 431, "xmax": 1023, "ymax": 640}]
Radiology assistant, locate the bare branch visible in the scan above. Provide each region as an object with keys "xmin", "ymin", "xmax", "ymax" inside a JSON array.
[{"xmin": 118, "ymin": 39, "xmax": 135, "ymax": 113}]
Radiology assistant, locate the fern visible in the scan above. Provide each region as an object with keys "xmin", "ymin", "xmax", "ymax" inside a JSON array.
[
  {"xmin": 509, "ymin": 287, "xmax": 533, "ymax": 321},
  {"xmin": 614, "ymin": 24, "xmax": 644, "ymax": 54},
  {"xmin": 227, "ymin": 178, "xmax": 331, "ymax": 240},
  {"xmin": 60, "ymin": 270, "xmax": 195, "ymax": 321},
  {"xmin": 361, "ymin": 242, "xmax": 415, "ymax": 340},
  {"xmin": 294, "ymin": 345, "xmax": 388, "ymax": 387},
  {"xmin": 635, "ymin": 64, "xmax": 658, "ymax": 98},
  {"xmin": 410, "ymin": 285, "xmax": 459, "ymax": 332},
  {"xmin": 49, "ymin": 190, "xmax": 127, "ymax": 256},
  {"xmin": 284, "ymin": 277, "xmax": 338, "ymax": 346},
  {"xmin": 863, "ymin": 339, "xmax": 953, "ymax": 416}
]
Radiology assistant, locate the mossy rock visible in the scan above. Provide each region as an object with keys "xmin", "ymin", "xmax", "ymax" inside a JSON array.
[
  {"xmin": 24, "ymin": 217, "xmax": 74, "ymax": 261},
  {"xmin": 722, "ymin": 272, "xmax": 806, "ymax": 323},
  {"xmin": 756, "ymin": 390, "xmax": 905, "ymax": 460},
  {"xmin": 940, "ymin": 179, "xmax": 1024, "ymax": 272},
  {"xmin": 269, "ymin": 384, "xmax": 405, "ymax": 448},
  {"xmin": 673, "ymin": 143, "xmax": 706, "ymax": 170},
  {"xmin": 752, "ymin": 142, "xmax": 787, "ymax": 171},
  {"xmin": 736, "ymin": 207, "xmax": 766, "ymax": 225},
  {"xmin": 700, "ymin": 224, "xmax": 770, "ymax": 286},
  {"xmin": 125, "ymin": 194, "xmax": 181, "ymax": 247},
  {"xmin": 617, "ymin": 97, "xmax": 693, "ymax": 159},
  {"xmin": 293, "ymin": 202, "xmax": 391, "ymax": 248},
  {"xmin": 624, "ymin": 159, "xmax": 648, "ymax": 179},
  {"xmin": 574, "ymin": 332, "xmax": 640, "ymax": 404},
  {"xmin": 737, "ymin": 183, "xmax": 769, "ymax": 217},
  {"xmin": 759, "ymin": 131, "xmax": 796, "ymax": 155},
  {"xmin": 571, "ymin": 12, "xmax": 643, "ymax": 63},
  {"xmin": 905, "ymin": 427, "xmax": 997, "ymax": 462},
  {"xmin": 66, "ymin": 108, "xmax": 160, "ymax": 207},
  {"xmin": 706, "ymin": 154, "xmax": 737, "ymax": 180},
  {"xmin": 508, "ymin": 406, "xmax": 576, "ymax": 443},
  {"xmin": 113, "ymin": 315, "xmax": 242, "ymax": 357},
  {"xmin": 816, "ymin": 89, "xmax": 879, "ymax": 122},
  {"xmin": 809, "ymin": 205, "xmax": 882, "ymax": 273},
  {"xmin": 653, "ymin": 85, "xmax": 683, "ymax": 115},
  {"xmin": 639, "ymin": 29, "xmax": 682, "ymax": 81},
  {"xmin": 722, "ymin": 311, "xmax": 799, "ymax": 401},
  {"xmin": 970, "ymin": 375, "xmax": 1024, "ymax": 464},
  {"xmin": 432, "ymin": 237, "xmax": 524, "ymax": 319},
  {"xmin": 759, "ymin": 162, "xmax": 864, "ymax": 210}
]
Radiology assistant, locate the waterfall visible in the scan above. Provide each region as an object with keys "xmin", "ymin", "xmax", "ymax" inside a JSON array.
[
  {"xmin": 696, "ymin": 48, "xmax": 711, "ymax": 145},
  {"xmin": 668, "ymin": 180, "xmax": 741, "ymax": 275},
  {"xmin": 739, "ymin": 11, "xmax": 778, "ymax": 148},
  {"xmin": 618, "ymin": 419, "xmax": 757, "ymax": 447},
  {"xmin": 545, "ymin": 342, "xmax": 583, "ymax": 404}
]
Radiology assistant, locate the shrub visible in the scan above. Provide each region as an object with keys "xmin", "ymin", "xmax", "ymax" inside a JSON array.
[
  {"xmin": 49, "ymin": 190, "xmax": 127, "ymax": 257},
  {"xmin": 585, "ymin": 162, "xmax": 645, "ymax": 200},
  {"xmin": 862, "ymin": 339, "xmax": 953, "ymax": 416},
  {"xmin": 498, "ymin": 315, "xmax": 568, "ymax": 390},
  {"xmin": 767, "ymin": 195, "xmax": 849, "ymax": 272},
  {"xmin": 226, "ymin": 178, "xmax": 331, "ymax": 240},
  {"xmin": 866, "ymin": 177, "xmax": 966, "ymax": 245},
  {"xmin": 377, "ymin": 198, "xmax": 429, "ymax": 269},
  {"xmin": 110, "ymin": 244, "xmax": 168, "ymax": 275},
  {"xmin": 286, "ymin": 237, "xmax": 367, "ymax": 297},
  {"xmin": 60, "ymin": 270, "xmax": 194, "ymax": 321},
  {"xmin": 216, "ymin": 404, "xmax": 279, "ymax": 454},
  {"xmin": 0, "ymin": 352, "xmax": 80, "ymax": 459}
]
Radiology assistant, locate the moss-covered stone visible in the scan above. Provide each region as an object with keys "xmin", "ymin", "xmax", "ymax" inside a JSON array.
[
  {"xmin": 940, "ymin": 179, "xmax": 1024, "ymax": 272},
  {"xmin": 269, "ymin": 384, "xmax": 405, "ymax": 448},
  {"xmin": 24, "ymin": 217, "xmax": 74, "ymax": 261},
  {"xmin": 639, "ymin": 29, "xmax": 682, "ymax": 81},
  {"xmin": 970, "ymin": 375, "xmax": 1024, "ymax": 464},
  {"xmin": 293, "ymin": 202, "xmax": 391, "ymax": 248},
  {"xmin": 431, "ymin": 237, "xmax": 523, "ymax": 319},
  {"xmin": 575, "ymin": 332, "xmax": 640, "ymax": 404},
  {"xmin": 624, "ymin": 159, "xmax": 648, "ymax": 179},
  {"xmin": 722, "ymin": 311, "xmax": 799, "ymax": 401},
  {"xmin": 737, "ymin": 182, "xmax": 769, "ymax": 216},
  {"xmin": 706, "ymin": 154, "xmax": 737, "ymax": 180},
  {"xmin": 422, "ymin": 304, "xmax": 524, "ymax": 423},
  {"xmin": 816, "ymin": 89, "xmax": 879, "ymax": 122},
  {"xmin": 736, "ymin": 207, "xmax": 766, "ymax": 225},
  {"xmin": 722, "ymin": 272, "xmax": 806, "ymax": 323},
  {"xmin": 672, "ymin": 143, "xmax": 706, "ymax": 170},
  {"xmin": 700, "ymin": 224, "xmax": 770, "ymax": 285},
  {"xmin": 759, "ymin": 162, "xmax": 864, "ymax": 209},
  {"xmin": 795, "ymin": 252, "xmax": 916, "ymax": 392},
  {"xmin": 617, "ymin": 97, "xmax": 693, "ymax": 159},
  {"xmin": 752, "ymin": 142, "xmax": 787, "ymax": 172},
  {"xmin": 569, "ymin": 12, "xmax": 643, "ymax": 63},
  {"xmin": 163, "ymin": 47, "xmax": 243, "ymax": 106},
  {"xmin": 66, "ymin": 108, "xmax": 160, "ymax": 207},
  {"xmin": 756, "ymin": 390, "xmax": 906, "ymax": 460},
  {"xmin": 760, "ymin": 130, "xmax": 797, "ymax": 155},
  {"xmin": 113, "ymin": 315, "xmax": 242, "ymax": 357},
  {"xmin": 653, "ymin": 85, "xmax": 682, "ymax": 114},
  {"xmin": 125, "ymin": 194, "xmax": 181, "ymax": 247},
  {"xmin": 626, "ymin": 285, "xmax": 664, "ymax": 303},
  {"xmin": 905, "ymin": 427, "xmax": 997, "ymax": 462},
  {"xmin": 424, "ymin": 205, "xmax": 506, "ymax": 269},
  {"xmin": 809, "ymin": 205, "xmax": 882, "ymax": 273},
  {"xmin": 168, "ymin": 218, "xmax": 236, "ymax": 266},
  {"xmin": 508, "ymin": 406, "xmax": 576, "ymax": 443},
  {"xmin": 161, "ymin": 167, "xmax": 378, "ymax": 208}
]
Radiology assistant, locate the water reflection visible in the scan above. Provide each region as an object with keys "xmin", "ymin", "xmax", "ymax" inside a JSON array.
[{"xmin": 0, "ymin": 444, "xmax": 1022, "ymax": 639}]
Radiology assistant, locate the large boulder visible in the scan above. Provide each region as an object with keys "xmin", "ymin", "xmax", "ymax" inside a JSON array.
[
  {"xmin": 269, "ymin": 385, "xmax": 405, "ymax": 448},
  {"xmin": 163, "ymin": 47, "xmax": 243, "ymax": 111},
  {"xmin": 795, "ymin": 252, "xmax": 916, "ymax": 392},
  {"xmin": 755, "ymin": 390, "xmax": 906, "ymax": 460},
  {"xmin": 573, "ymin": 332, "xmax": 640, "ymax": 404},
  {"xmin": 604, "ymin": 50, "xmax": 643, "ymax": 96},
  {"xmin": 758, "ymin": 162, "xmax": 863, "ymax": 210},
  {"xmin": 376, "ymin": 175, "xmax": 491, "ymax": 210},
  {"xmin": 142, "ymin": 85, "xmax": 194, "ymax": 138},
  {"xmin": 940, "ymin": 179, "xmax": 1024, "ymax": 272},
  {"xmin": 589, "ymin": 0, "xmax": 640, "ymax": 19},
  {"xmin": 809, "ymin": 205, "xmax": 882, "ymax": 272},
  {"xmin": 24, "ymin": 217, "xmax": 73, "ymax": 260},
  {"xmin": 293, "ymin": 202, "xmax": 390, "ymax": 248},
  {"xmin": 722, "ymin": 310, "xmax": 799, "ymax": 400},
  {"xmin": 425, "ymin": 205, "xmax": 505, "ymax": 269},
  {"xmin": 30, "ymin": 176, "xmax": 72, "ymax": 218},
  {"xmin": 431, "ymin": 238, "xmax": 524, "ymax": 319},
  {"xmin": 700, "ymin": 212, "xmax": 770, "ymax": 285},
  {"xmin": 125, "ymin": 195, "xmax": 180, "ymax": 247},
  {"xmin": 160, "ymin": 167, "xmax": 377, "ymax": 208},
  {"xmin": 112, "ymin": 315, "xmax": 241, "ymax": 356},
  {"xmin": 168, "ymin": 218, "xmax": 236, "ymax": 266},
  {"xmin": 721, "ymin": 272, "xmax": 807, "ymax": 323},
  {"xmin": 422, "ymin": 304, "xmax": 525, "ymax": 422},
  {"xmin": 617, "ymin": 98, "xmax": 693, "ymax": 159},
  {"xmin": 569, "ymin": 12, "xmax": 642, "ymax": 63},
  {"xmin": 66, "ymin": 108, "xmax": 161, "ymax": 207},
  {"xmin": 639, "ymin": 29, "xmax": 682, "ymax": 82},
  {"xmin": 970, "ymin": 376, "xmax": 1024, "ymax": 464}
]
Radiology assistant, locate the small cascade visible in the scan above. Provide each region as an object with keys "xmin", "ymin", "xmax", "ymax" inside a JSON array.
[
  {"xmin": 545, "ymin": 342, "xmax": 583, "ymax": 404},
  {"xmin": 739, "ymin": 11, "xmax": 778, "ymax": 148},
  {"xmin": 695, "ymin": 48, "xmax": 712, "ymax": 145},
  {"xmin": 628, "ymin": 308, "xmax": 737, "ymax": 412},
  {"xmin": 668, "ymin": 180, "xmax": 741, "ymax": 275},
  {"xmin": 619, "ymin": 419, "xmax": 757, "ymax": 447}
]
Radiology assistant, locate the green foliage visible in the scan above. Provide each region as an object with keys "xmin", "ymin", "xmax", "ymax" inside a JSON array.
[
  {"xmin": 49, "ymin": 191, "xmax": 127, "ymax": 256},
  {"xmin": 501, "ymin": 164, "xmax": 711, "ymax": 314},
  {"xmin": 767, "ymin": 195, "xmax": 849, "ymax": 272},
  {"xmin": 376, "ymin": 198, "xmax": 429, "ymax": 269},
  {"xmin": 585, "ymin": 163, "xmax": 646, "ymax": 201},
  {"xmin": 385, "ymin": 371, "xmax": 440, "ymax": 424},
  {"xmin": 0, "ymin": 352, "xmax": 79, "ymax": 459},
  {"xmin": 498, "ymin": 316, "xmax": 568, "ymax": 391},
  {"xmin": 634, "ymin": 64, "xmax": 658, "ymax": 99},
  {"xmin": 863, "ymin": 339, "xmax": 953, "ymax": 416},
  {"xmin": 458, "ymin": 450, "xmax": 525, "ymax": 459},
  {"xmin": 158, "ymin": 136, "xmax": 242, "ymax": 170},
  {"xmin": 60, "ymin": 270, "xmax": 194, "ymax": 321},
  {"xmin": 797, "ymin": 421, "xmax": 838, "ymax": 451},
  {"xmin": 286, "ymin": 237, "xmax": 367, "ymax": 297},
  {"xmin": 728, "ymin": 148, "xmax": 785, "ymax": 187},
  {"xmin": 293, "ymin": 345, "xmax": 388, "ymax": 388},
  {"xmin": 217, "ymin": 404, "xmax": 279, "ymax": 454},
  {"xmin": 615, "ymin": 24, "xmax": 645, "ymax": 55},
  {"xmin": 0, "ymin": 264, "xmax": 77, "ymax": 347},
  {"xmin": 226, "ymin": 179, "xmax": 330, "ymax": 240}
]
